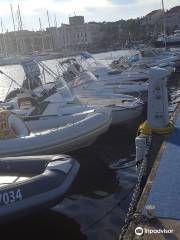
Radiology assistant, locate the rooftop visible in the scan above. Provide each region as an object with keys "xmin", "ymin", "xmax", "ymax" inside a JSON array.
[
  {"xmin": 167, "ymin": 5, "xmax": 180, "ymax": 14},
  {"xmin": 145, "ymin": 9, "xmax": 163, "ymax": 17}
]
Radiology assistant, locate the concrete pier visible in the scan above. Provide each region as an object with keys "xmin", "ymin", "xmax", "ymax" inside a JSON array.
[{"xmin": 123, "ymin": 104, "xmax": 180, "ymax": 239}]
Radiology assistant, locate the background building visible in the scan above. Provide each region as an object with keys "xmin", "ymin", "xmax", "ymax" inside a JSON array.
[
  {"xmin": 142, "ymin": 10, "xmax": 163, "ymax": 26},
  {"xmin": 57, "ymin": 16, "xmax": 102, "ymax": 52},
  {"xmin": 166, "ymin": 6, "xmax": 180, "ymax": 32},
  {"xmin": 0, "ymin": 5, "xmax": 179, "ymax": 56}
]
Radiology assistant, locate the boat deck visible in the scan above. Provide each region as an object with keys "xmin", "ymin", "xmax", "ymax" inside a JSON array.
[
  {"xmin": 124, "ymin": 104, "xmax": 180, "ymax": 239},
  {"xmin": 77, "ymin": 96, "xmax": 134, "ymax": 107}
]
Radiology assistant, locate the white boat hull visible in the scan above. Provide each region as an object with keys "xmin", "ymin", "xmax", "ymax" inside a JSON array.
[
  {"xmin": 77, "ymin": 96, "xmax": 143, "ymax": 125},
  {"xmin": 111, "ymin": 105, "xmax": 143, "ymax": 125},
  {"xmin": 23, "ymin": 107, "xmax": 94, "ymax": 132},
  {"xmin": 0, "ymin": 112, "xmax": 111, "ymax": 157}
]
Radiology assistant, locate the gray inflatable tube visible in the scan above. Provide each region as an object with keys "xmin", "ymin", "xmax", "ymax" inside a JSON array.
[{"xmin": 0, "ymin": 154, "xmax": 79, "ymax": 223}]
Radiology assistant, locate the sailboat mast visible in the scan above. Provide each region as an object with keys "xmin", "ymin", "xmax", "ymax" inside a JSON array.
[
  {"xmin": 46, "ymin": 10, "xmax": 51, "ymax": 28},
  {"xmin": 10, "ymin": 4, "xmax": 18, "ymax": 55},
  {"xmin": 39, "ymin": 17, "xmax": 42, "ymax": 30},
  {"xmin": 1, "ymin": 20, "xmax": 8, "ymax": 57},
  {"xmin": 54, "ymin": 15, "xmax": 57, "ymax": 27},
  {"xmin": 17, "ymin": 5, "xmax": 26, "ymax": 54},
  {"xmin": 162, "ymin": 0, "xmax": 167, "ymax": 48},
  {"xmin": 46, "ymin": 10, "xmax": 54, "ymax": 50},
  {"xmin": 17, "ymin": 5, "xmax": 23, "ymax": 30},
  {"xmin": 39, "ymin": 17, "xmax": 45, "ymax": 51},
  {"xmin": 10, "ymin": 4, "xmax": 16, "ymax": 32}
]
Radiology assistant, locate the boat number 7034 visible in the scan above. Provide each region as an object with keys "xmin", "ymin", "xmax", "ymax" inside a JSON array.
[{"xmin": 0, "ymin": 189, "xmax": 23, "ymax": 205}]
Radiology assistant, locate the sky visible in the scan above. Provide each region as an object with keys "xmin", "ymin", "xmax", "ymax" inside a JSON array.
[{"xmin": 0, "ymin": 0, "xmax": 179, "ymax": 31}]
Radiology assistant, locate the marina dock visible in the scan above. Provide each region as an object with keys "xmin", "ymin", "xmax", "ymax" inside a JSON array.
[
  {"xmin": 0, "ymin": 0, "xmax": 180, "ymax": 238},
  {"xmin": 123, "ymin": 103, "xmax": 180, "ymax": 239}
]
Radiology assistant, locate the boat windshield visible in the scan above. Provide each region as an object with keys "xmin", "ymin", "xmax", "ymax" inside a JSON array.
[
  {"xmin": 58, "ymin": 58, "xmax": 83, "ymax": 82},
  {"xmin": 58, "ymin": 57, "xmax": 97, "ymax": 87},
  {"xmin": 0, "ymin": 60, "xmax": 75, "ymax": 103}
]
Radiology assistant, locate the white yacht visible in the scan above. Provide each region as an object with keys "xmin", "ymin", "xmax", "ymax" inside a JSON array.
[{"xmin": 154, "ymin": 30, "xmax": 180, "ymax": 48}]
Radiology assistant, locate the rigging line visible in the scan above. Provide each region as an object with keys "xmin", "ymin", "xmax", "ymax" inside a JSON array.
[
  {"xmin": 0, "ymin": 70, "xmax": 22, "ymax": 88},
  {"xmin": 5, "ymin": 79, "xmax": 14, "ymax": 101}
]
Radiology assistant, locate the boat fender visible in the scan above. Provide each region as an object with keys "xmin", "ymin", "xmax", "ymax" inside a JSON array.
[{"xmin": 8, "ymin": 113, "xmax": 30, "ymax": 137}]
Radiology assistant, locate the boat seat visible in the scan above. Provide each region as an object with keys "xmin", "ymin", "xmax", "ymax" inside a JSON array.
[{"xmin": 29, "ymin": 101, "xmax": 49, "ymax": 117}]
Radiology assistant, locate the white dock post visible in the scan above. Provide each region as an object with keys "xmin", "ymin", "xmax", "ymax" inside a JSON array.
[{"xmin": 147, "ymin": 67, "xmax": 169, "ymax": 128}]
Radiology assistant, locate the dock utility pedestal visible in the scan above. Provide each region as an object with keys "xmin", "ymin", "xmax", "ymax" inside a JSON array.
[{"xmin": 136, "ymin": 67, "xmax": 169, "ymax": 166}]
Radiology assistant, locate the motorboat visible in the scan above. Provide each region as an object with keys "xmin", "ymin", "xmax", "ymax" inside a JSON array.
[
  {"xmin": 3, "ymin": 86, "xmax": 142, "ymax": 128},
  {"xmin": 0, "ymin": 154, "xmax": 79, "ymax": 222},
  {"xmin": 64, "ymin": 57, "xmax": 150, "ymax": 84},
  {"xmin": 0, "ymin": 60, "xmax": 143, "ymax": 127},
  {"xmin": 57, "ymin": 62, "xmax": 144, "ymax": 123},
  {"xmin": 77, "ymin": 95, "xmax": 143, "ymax": 125},
  {"xmin": 0, "ymin": 107, "xmax": 111, "ymax": 157},
  {"xmin": 70, "ymin": 80, "xmax": 148, "ymax": 99},
  {"xmin": 5, "ymin": 90, "xmax": 111, "ymax": 132},
  {"xmin": 127, "ymin": 48, "xmax": 180, "ymax": 69},
  {"xmin": 58, "ymin": 58, "xmax": 148, "ymax": 98},
  {"xmin": 0, "ymin": 60, "xmax": 111, "ymax": 133},
  {"xmin": 78, "ymin": 52, "xmax": 173, "ymax": 83},
  {"xmin": 87, "ymin": 62, "xmax": 149, "ymax": 83},
  {"xmin": 113, "ymin": 61, "xmax": 174, "ymax": 77},
  {"xmin": 0, "ymin": 60, "xmax": 111, "ymax": 155},
  {"xmin": 153, "ymin": 30, "xmax": 180, "ymax": 48},
  {"xmin": 112, "ymin": 57, "xmax": 174, "ymax": 82}
]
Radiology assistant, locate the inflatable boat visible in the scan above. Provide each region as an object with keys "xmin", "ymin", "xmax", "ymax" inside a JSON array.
[
  {"xmin": 0, "ymin": 154, "xmax": 79, "ymax": 222},
  {"xmin": 0, "ymin": 109, "xmax": 111, "ymax": 157},
  {"xmin": 17, "ymin": 93, "xmax": 111, "ymax": 132}
]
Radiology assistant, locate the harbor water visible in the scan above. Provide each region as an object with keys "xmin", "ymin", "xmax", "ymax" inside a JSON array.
[{"xmin": 0, "ymin": 50, "xmax": 179, "ymax": 240}]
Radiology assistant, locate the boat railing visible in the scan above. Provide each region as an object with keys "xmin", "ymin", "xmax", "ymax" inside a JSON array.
[
  {"xmin": 0, "ymin": 59, "xmax": 77, "ymax": 104},
  {"xmin": 0, "ymin": 69, "xmax": 24, "ymax": 101}
]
